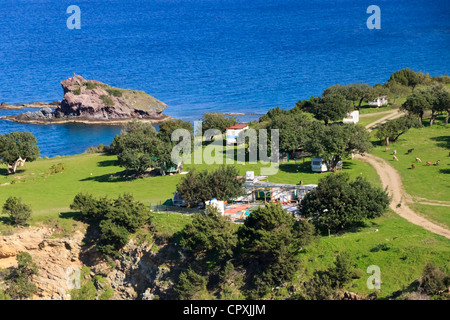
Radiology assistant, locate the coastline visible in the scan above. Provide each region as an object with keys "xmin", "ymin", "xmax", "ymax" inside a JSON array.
[
  {"xmin": 1, "ymin": 114, "xmax": 174, "ymax": 126},
  {"xmin": 0, "ymin": 102, "xmax": 59, "ymax": 110}
]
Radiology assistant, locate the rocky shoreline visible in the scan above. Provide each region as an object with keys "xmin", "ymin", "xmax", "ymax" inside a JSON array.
[{"xmin": 2, "ymin": 113, "xmax": 173, "ymax": 126}]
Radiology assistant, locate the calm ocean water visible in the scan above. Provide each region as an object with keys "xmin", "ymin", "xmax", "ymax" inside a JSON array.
[{"xmin": 0, "ymin": 0, "xmax": 449, "ymax": 156}]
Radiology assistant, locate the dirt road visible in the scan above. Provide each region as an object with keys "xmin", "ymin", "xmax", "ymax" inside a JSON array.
[{"xmin": 355, "ymin": 110, "xmax": 450, "ymax": 239}]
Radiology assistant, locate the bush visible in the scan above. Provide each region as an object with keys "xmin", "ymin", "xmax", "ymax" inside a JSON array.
[
  {"xmin": 73, "ymin": 87, "xmax": 81, "ymax": 95},
  {"xmin": 370, "ymin": 243, "xmax": 391, "ymax": 252},
  {"xmin": 2, "ymin": 196, "xmax": 32, "ymax": 226},
  {"xmin": 70, "ymin": 193, "xmax": 150, "ymax": 257},
  {"xmin": 5, "ymin": 252, "xmax": 38, "ymax": 299},
  {"xmin": 175, "ymin": 268, "xmax": 207, "ymax": 300},
  {"xmin": 48, "ymin": 162, "xmax": 65, "ymax": 175},
  {"xmin": 85, "ymin": 82, "xmax": 98, "ymax": 90},
  {"xmin": 105, "ymin": 88, "xmax": 123, "ymax": 97},
  {"xmin": 419, "ymin": 263, "xmax": 449, "ymax": 296},
  {"xmin": 100, "ymin": 95, "xmax": 114, "ymax": 106},
  {"xmin": 85, "ymin": 144, "xmax": 111, "ymax": 154}
]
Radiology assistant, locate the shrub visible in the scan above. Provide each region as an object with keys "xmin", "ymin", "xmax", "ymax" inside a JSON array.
[
  {"xmin": 105, "ymin": 88, "xmax": 123, "ymax": 97},
  {"xmin": 73, "ymin": 87, "xmax": 81, "ymax": 95},
  {"xmin": 48, "ymin": 162, "xmax": 65, "ymax": 175},
  {"xmin": 85, "ymin": 144, "xmax": 110, "ymax": 154},
  {"xmin": 2, "ymin": 196, "xmax": 32, "ymax": 226},
  {"xmin": 85, "ymin": 82, "xmax": 98, "ymax": 90},
  {"xmin": 100, "ymin": 95, "xmax": 114, "ymax": 106},
  {"xmin": 419, "ymin": 263, "xmax": 449, "ymax": 296},
  {"xmin": 175, "ymin": 268, "xmax": 207, "ymax": 300},
  {"xmin": 5, "ymin": 252, "xmax": 38, "ymax": 299}
]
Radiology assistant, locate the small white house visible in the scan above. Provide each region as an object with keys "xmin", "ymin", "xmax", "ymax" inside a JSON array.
[
  {"xmin": 368, "ymin": 96, "xmax": 389, "ymax": 107},
  {"xmin": 226, "ymin": 124, "xmax": 249, "ymax": 145},
  {"xmin": 311, "ymin": 157, "xmax": 328, "ymax": 172},
  {"xmin": 342, "ymin": 110, "xmax": 359, "ymax": 124}
]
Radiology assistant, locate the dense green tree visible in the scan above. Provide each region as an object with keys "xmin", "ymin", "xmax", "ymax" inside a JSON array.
[
  {"xmin": 328, "ymin": 252, "xmax": 355, "ymax": 288},
  {"xmin": 176, "ymin": 166, "xmax": 244, "ymax": 207},
  {"xmin": 238, "ymin": 203, "xmax": 315, "ymax": 297},
  {"xmin": 268, "ymin": 111, "xmax": 313, "ymax": 154},
  {"xmin": 175, "ymin": 268, "xmax": 208, "ymax": 300},
  {"xmin": 304, "ymin": 123, "xmax": 371, "ymax": 170},
  {"xmin": 428, "ymin": 84, "xmax": 450, "ymax": 126},
  {"xmin": 2, "ymin": 196, "xmax": 32, "ymax": 226},
  {"xmin": 70, "ymin": 193, "xmax": 149, "ymax": 257},
  {"xmin": 300, "ymin": 173, "xmax": 390, "ymax": 235},
  {"xmin": 312, "ymin": 94, "xmax": 353, "ymax": 125},
  {"xmin": 180, "ymin": 206, "xmax": 238, "ymax": 262},
  {"xmin": 0, "ymin": 131, "xmax": 40, "ymax": 174},
  {"xmin": 389, "ymin": 68, "xmax": 426, "ymax": 90},
  {"xmin": 375, "ymin": 116, "xmax": 422, "ymax": 145},
  {"xmin": 158, "ymin": 119, "xmax": 193, "ymax": 144},
  {"xmin": 111, "ymin": 120, "xmax": 172, "ymax": 174},
  {"xmin": 201, "ymin": 112, "xmax": 238, "ymax": 134},
  {"xmin": 401, "ymin": 89, "xmax": 434, "ymax": 124}
]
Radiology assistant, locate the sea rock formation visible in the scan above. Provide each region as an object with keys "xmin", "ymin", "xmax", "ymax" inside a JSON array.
[{"xmin": 54, "ymin": 75, "xmax": 168, "ymax": 120}]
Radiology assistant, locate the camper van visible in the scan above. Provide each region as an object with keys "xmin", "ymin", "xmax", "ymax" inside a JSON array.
[{"xmin": 311, "ymin": 157, "xmax": 328, "ymax": 172}]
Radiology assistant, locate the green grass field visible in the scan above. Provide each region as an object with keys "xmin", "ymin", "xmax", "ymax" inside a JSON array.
[
  {"xmin": 298, "ymin": 210, "xmax": 450, "ymax": 299},
  {"xmin": 369, "ymin": 116, "xmax": 449, "ymax": 228}
]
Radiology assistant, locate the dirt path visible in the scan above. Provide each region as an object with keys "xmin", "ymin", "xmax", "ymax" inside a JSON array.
[
  {"xmin": 363, "ymin": 109, "xmax": 405, "ymax": 132},
  {"xmin": 355, "ymin": 111, "xmax": 450, "ymax": 239},
  {"xmin": 355, "ymin": 154, "xmax": 450, "ymax": 239}
]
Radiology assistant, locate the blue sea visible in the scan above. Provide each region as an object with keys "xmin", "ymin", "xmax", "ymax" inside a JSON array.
[{"xmin": 0, "ymin": 0, "xmax": 449, "ymax": 157}]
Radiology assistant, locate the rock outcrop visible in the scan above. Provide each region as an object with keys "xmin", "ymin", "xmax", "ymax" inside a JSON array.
[
  {"xmin": 0, "ymin": 227, "xmax": 84, "ymax": 300},
  {"xmin": 54, "ymin": 75, "xmax": 168, "ymax": 120}
]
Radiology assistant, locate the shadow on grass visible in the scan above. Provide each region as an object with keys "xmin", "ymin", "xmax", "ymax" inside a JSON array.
[
  {"xmin": 59, "ymin": 211, "xmax": 84, "ymax": 221},
  {"xmin": 279, "ymin": 161, "xmax": 312, "ymax": 174},
  {"xmin": 0, "ymin": 168, "xmax": 8, "ymax": 176},
  {"xmin": 439, "ymin": 168, "xmax": 450, "ymax": 174},
  {"xmin": 97, "ymin": 159, "xmax": 118, "ymax": 167},
  {"xmin": 430, "ymin": 135, "xmax": 450, "ymax": 149},
  {"xmin": 79, "ymin": 170, "xmax": 130, "ymax": 183}
]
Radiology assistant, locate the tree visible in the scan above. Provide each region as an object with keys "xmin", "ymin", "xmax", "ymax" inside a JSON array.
[
  {"xmin": 175, "ymin": 268, "xmax": 207, "ymax": 300},
  {"xmin": 2, "ymin": 196, "xmax": 32, "ymax": 226},
  {"xmin": 385, "ymin": 81, "xmax": 411, "ymax": 105},
  {"xmin": 304, "ymin": 123, "xmax": 372, "ymax": 171},
  {"xmin": 269, "ymin": 111, "xmax": 312, "ymax": 154},
  {"xmin": 389, "ymin": 68, "xmax": 426, "ymax": 90},
  {"xmin": 299, "ymin": 173, "xmax": 390, "ymax": 235},
  {"xmin": 158, "ymin": 119, "xmax": 193, "ymax": 144},
  {"xmin": 237, "ymin": 203, "xmax": 315, "ymax": 297},
  {"xmin": 375, "ymin": 116, "xmax": 422, "ymax": 145},
  {"xmin": 111, "ymin": 120, "xmax": 172, "ymax": 174},
  {"xmin": 401, "ymin": 89, "xmax": 433, "ymax": 124},
  {"xmin": 201, "ymin": 112, "xmax": 238, "ymax": 134},
  {"xmin": 312, "ymin": 94, "xmax": 353, "ymax": 125},
  {"xmin": 180, "ymin": 206, "xmax": 238, "ymax": 262},
  {"xmin": 0, "ymin": 131, "xmax": 40, "ymax": 174},
  {"xmin": 328, "ymin": 252, "xmax": 355, "ymax": 288},
  {"xmin": 428, "ymin": 84, "xmax": 450, "ymax": 126},
  {"xmin": 176, "ymin": 166, "xmax": 244, "ymax": 207},
  {"xmin": 5, "ymin": 252, "xmax": 38, "ymax": 300},
  {"xmin": 70, "ymin": 193, "xmax": 149, "ymax": 257}
]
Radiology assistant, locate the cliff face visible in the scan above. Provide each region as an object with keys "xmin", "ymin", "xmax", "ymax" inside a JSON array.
[{"xmin": 55, "ymin": 75, "xmax": 168, "ymax": 120}]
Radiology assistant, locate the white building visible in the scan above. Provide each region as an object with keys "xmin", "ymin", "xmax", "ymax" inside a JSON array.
[
  {"xmin": 342, "ymin": 110, "xmax": 359, "ymax": 124},
  {"xmin": 368, "ymin": 96, "xmax": 389, "ymax": 107},
  {"xmin": 226, "ymin": 124, "xmax": 249, "ymax": 145}
]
